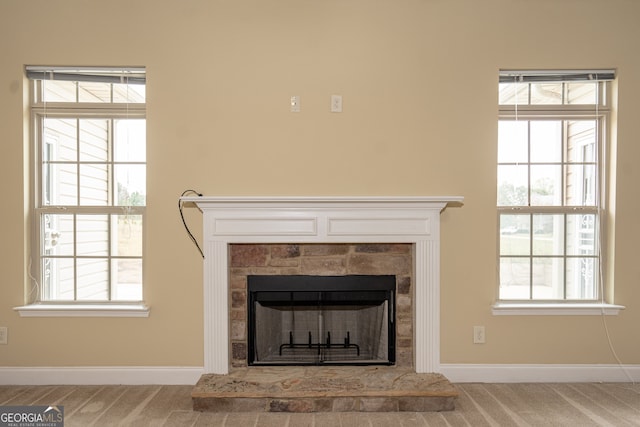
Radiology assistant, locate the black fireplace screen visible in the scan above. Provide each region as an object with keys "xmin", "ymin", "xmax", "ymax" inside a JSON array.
[{"xmin": 247, "ymin": 275, "xmax": 395, "ymax": 366}]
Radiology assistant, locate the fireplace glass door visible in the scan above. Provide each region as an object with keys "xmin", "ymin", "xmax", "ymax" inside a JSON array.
[{"xmin": 248, "ymin": 275, "xmax": 395, "ymax": 366}]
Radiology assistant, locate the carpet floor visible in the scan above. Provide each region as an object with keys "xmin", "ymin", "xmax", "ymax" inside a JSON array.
[{"xmin": 1, "ymin": 382, "xmax": 639, "ymax": 426}]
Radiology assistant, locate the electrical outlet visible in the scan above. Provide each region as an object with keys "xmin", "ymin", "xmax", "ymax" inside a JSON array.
[
  {"xmin": 473, "ymin": 326, "xmax": 485, "ymax": 344},
  {"xmin": 0, "ymin": 327, "xmax": 7, "ymax": 345}
]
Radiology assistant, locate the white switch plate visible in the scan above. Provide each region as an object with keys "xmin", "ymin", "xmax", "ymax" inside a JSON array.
[
  {"xmin": 290, "ymin": 95, "xmax": 301, "ymax": 113},
  {"xmin": 0, "ymin": 327, "xmax": 7, "ymax": 345},
  {"xmin": 331, "ymin": 94, "xmax": 342, "ymax": 113},
  {"xmin": 473, "ymin": 326, "xmax": 485, "ymax": 344}
]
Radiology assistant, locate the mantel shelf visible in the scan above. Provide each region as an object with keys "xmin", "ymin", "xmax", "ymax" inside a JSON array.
[{"xmin": 181, "ymin": 195, "xmax": 464, "ymax": 211}]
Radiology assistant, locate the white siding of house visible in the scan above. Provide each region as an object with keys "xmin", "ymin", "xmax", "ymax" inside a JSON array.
[{"xmin": 43, "ymin": 118, "xmax": 111, "ymax": 300}]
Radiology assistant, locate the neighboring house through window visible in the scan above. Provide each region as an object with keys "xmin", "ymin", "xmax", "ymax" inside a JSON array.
[
  {"xmin": 497, "ymin": 69, "xmax": 614, "ymax": 304},
  {"xmin": 27, "ymin": 66, "xmax": 146, "ymax": 303}
]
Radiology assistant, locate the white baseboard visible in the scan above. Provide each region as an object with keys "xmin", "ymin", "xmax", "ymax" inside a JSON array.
[
  {"xmin": 2, "ymin": 364, "xmax": 638, "ymax": 385},
  {"xmin": 440, "ymin": 364, "xmax": 640, "ymax": 383},
  {"xmin": 0, "ymin": 366, "xmax": 205, "ymax": 385}
]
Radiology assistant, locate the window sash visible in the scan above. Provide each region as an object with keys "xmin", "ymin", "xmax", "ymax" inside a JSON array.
[
  {"xmin": 38, "ymin": 209, "xmax": 144, "ymax": 301},
  {"xmin": 33, "ymin": 109, "xmax": 146, "ymax": 208},
  {"xmin": 497, "ymin": 116, "xmax": 604, "ymax": 209},
  {"xmin": 498, "ymin": 209, "xmax": 600, "ymax": 299}
]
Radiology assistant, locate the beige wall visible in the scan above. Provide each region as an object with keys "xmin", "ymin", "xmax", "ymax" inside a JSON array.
[{"xmin": 1, "ymin": 0, "xmax": 639, "ymax": 368}]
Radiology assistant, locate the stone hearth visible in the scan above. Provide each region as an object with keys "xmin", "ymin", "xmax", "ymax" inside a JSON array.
[{"xmin": 192, "ymin": 367, "xmax": 458, "ymax": 413}]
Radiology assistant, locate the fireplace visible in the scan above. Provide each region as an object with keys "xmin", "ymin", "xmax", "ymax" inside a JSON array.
[
  {"xmin": 181, "ymin": 195, "xmax": 463, "ymax": 374},
  {"xmin": 248, "ymin": 275, "xmax": 396, "ymax": 365}
]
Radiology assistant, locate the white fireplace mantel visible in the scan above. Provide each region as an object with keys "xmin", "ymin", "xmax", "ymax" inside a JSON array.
[{"xmin": 182, "ymin": 196, "xmax": 463, "ymax": 374}]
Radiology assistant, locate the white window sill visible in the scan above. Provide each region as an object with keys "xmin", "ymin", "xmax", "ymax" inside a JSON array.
[
  {"xmin": 492, "ymin": 302, "xmax": 624, "ymax": 316},
  {"xmin": 14, "ymin": 303, "xmax": 150, "ymax": 318}
]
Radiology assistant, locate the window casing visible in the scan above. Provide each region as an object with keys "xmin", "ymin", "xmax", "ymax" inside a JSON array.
[
  {"xmin": 29, "ymin": 67, "xmax": 146, "ymax": 303},
  {"xmin": 497, "ymin": 71, "xmax": 612, "ymax": 302}
]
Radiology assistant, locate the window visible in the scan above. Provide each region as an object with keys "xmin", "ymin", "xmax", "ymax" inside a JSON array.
[
  {"xmin": 28, "ymin": 67, "xmax": 146, "ymax": 303},
  {"xmin": 497, "ymin": 70, "xmax": 614, "ymax": 303}
]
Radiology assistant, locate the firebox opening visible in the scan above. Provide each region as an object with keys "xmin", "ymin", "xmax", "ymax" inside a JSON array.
[{"xmin": 247, "ymin": 275, "xmax": 396, "ymax": 366}]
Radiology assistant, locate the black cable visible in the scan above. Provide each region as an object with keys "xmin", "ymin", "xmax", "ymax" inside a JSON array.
[{"xmin": 179, "ymin": 189, "xmax": 204, "ymax": 258}]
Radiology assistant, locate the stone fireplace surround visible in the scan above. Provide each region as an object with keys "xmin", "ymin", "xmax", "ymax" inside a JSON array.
[
  {"xmin": 232, "ymin": 244, "xmax": 408, "ymax": 368},
  {"xmin": 183, "ymin": 196, "xmax": 463, "ymax": 375}
]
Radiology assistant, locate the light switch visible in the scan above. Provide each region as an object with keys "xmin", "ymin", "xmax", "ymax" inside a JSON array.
[{"xmin": 331, "ymin": 95, "xmax": 342, "ymax": 113}]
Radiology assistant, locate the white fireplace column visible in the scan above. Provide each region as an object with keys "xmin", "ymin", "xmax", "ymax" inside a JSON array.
[{"xmin": 183, "ymin": 196, "xmax": 463, "ymax": 375}]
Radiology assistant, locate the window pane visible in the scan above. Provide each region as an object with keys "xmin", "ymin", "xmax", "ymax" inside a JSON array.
[
  {"xmin": 500, "ymin": 214, "xmax": 530, "ymax": 255},
  {"xmin": 533, "ymin": 214, "xmax": 564, "ymax": 256},
  {"xmin": 566, "ymin": 164, "xmax": 596, "ymax": 206},
  {"xmin": 566, "ymin": 258, "xmax": 597, "ymax": 299},
  {"xmin": 566, "ymin": 214, "xmax": 597, "ymax": 255},
  {"xmin": 115, "ymin": 164, "xmax": 146, "ymax": 206},
  {"xmin": 44, "ymin": 118, "xmax": 77, "ymax": 161},
  {"xmin": 79, "ymin": 119, "xmax": 109, "ymax": 162},
  {"xmin": 42, "ymin": 80, "xmax": 77, "ymax": 102},
  {"xmin": 42, "ymin": 214, "xmax": 74, "ymax": 256},
  {"xmin": 44, "ymin": 163, "xmax": 78, "ymax": 205},
  {"xmin": 530, "ymin": 121, "xmax": 562, "ymax": 163},
  {"xmin": 498, "ymin": 121, "xmax": 528, "ymax": 163},
  {"xmin": 566, "ymin": 82, "xmax": 597, "ymax": 105},
  {"xmin": 112, "ymin": 259, "xmax": 142, "ymax": 301},
  {"xmin": 499, "ymin": 258, "xmax": 530, "ymax": 299},
  {"xmin": 498, "ymin": 83, "xmax": 528, "ymax": 105},
  {"xmin": 78, "ymin": 81, "xmax": 112, "ymax": 102},
  {"xmin": 567, "ymin": 120, "xmax": 596, "ymax": 162},
  {"xmin": 498, "ymin": 165, "xmax": 528, "ymax": 206},
  {"xmin": 532, "ymin": 257, "xmax": 564, "ymax": 299},
  {"xmin": 42, "ymin": 257, "xmax": 75, "ymax": 300},
  {"xmin": 76, "ymin": 258, "xmax": 109, "ymax": 300},
  {"xmin": 530, "ymin": 165, "xmax": 562, "ymax": 206},
  {"xmin": 113, "ymin": 84, "xmax": 145, "ymax": 103},
  {"xmin": 76, "ymin": 215, "xmax": 109, "ymax": 256},
  {"xmin": 115, "ymin": 119, "xmax": 146, "ymax": 162},
  {"xmin": 79, "ymin": 164, "xmax": 109, "ymax": 205},
  {"xmin": 112, "ymin": 215, "xmax": 143, "ymax": 256},
  {"xmin": 530, "ymin": 83, "xmax": 562, "ymax": 105}
]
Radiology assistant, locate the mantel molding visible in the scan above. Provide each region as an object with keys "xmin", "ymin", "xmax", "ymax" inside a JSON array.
[
  {"xmin": 183, "ymin": 195, "xmax": 463, "ymax": 244},
  {"xmin": 183, "ymin": 195, "xmax": 463, "ymax": 375}
]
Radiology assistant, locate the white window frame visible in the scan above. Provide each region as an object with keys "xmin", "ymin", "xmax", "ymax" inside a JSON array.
[
  {"xmin": 15, "ymin": 67, "xmax": 149, "ymax": 317},
  {"xmin": 493, "ymin": 70, "xmax": 623, "ymax": 316}
]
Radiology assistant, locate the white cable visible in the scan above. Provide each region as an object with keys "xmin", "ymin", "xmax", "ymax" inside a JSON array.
[
  {"xmin": 594, "ymin": 79, "xmax": 635, "ymax": 384},
  {"xmin": 27, "ymin": 257, "xmax": 41, "ymax": 302}
]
